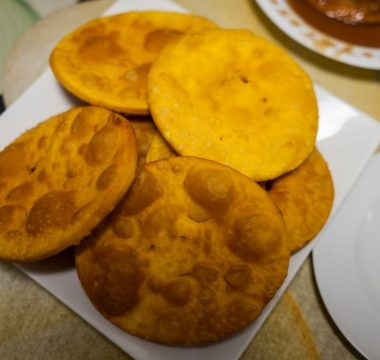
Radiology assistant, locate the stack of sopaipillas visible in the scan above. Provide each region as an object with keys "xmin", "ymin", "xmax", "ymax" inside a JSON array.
[{"xmin": 0, "ymin": 11, "xmax": 333, "ymax": 346}]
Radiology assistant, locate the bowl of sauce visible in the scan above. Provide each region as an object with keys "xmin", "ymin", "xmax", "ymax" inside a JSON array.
[
  {"xmin": 255, "ymin": 0, "xmax": 380, "ymax": 69},
  {"xmin": 289, "ymin": 0, "xmax": 380, "ymax": 48}
]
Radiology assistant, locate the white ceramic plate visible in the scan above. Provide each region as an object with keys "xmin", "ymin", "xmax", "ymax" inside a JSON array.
[
  {"xmin": 255, "ymin": 0, "xmax": 380, "ymax": 70},
  {"xmin": 0, "ymin": 0, "xmax": 380, "ymax": 359},
  {"xmin": 313, "ymin": 154, "xmax": 380, "ymax": 360}
]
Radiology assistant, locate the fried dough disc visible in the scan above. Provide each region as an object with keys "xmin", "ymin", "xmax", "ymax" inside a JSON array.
[
  {"xmin": 268, "ymin": 148, "xmax": 334, "ymax": 253},
  {"xmin": 75, "ymin": 156, "xmax": 289, "ymax": 345},
  {"xmin": 148, "ymin": 29, "xmax": 318, "ymax": 181},
  {"xmin": 50, "ymin": 11, "xmax": 216, "ymax": 114},
  {"xmin": 0, "ymin": 106, "xmax": 137, "ymax": 262}
]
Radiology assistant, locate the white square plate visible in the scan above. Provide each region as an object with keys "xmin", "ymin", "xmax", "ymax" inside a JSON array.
[{"xmin": 0, "ymin": 1, "xmax": 379, "ymax": 359}]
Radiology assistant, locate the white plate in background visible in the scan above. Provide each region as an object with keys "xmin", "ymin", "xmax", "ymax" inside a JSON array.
[
  {"xmin": 0, "ymin": 0, "xmax": 379, "ymax": 359},
  {"xmin": 255, "ymin": 0, "xmax": 380, "ymax": 69},
  {"xmin": 313, "ymin": 154, "xmax": 380, "ymax": 360}
]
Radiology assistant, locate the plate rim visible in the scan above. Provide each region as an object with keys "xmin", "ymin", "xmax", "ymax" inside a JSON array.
[{"xmin": 313, "ymin": 154, "xmax": 380, "ymax": 360}]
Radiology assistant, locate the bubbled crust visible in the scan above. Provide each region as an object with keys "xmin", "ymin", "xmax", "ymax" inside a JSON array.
[
  {"xmin": 268, "ymin": 148, "xmax": 334, "ymax": 253},
  {"xmin": 148, "ymin": 29, "xmax": 318, "ymax": 181},
  {"xmin": 0, "ymin": 106, "xmax": 137, "ymax": 262},
  {"xmin": 50, "ymin": 11, "xmax": 216, "ymax": 114},
  {"xmin": 75, "ymin": 157, "xmax": 290, "ymax": 345}
]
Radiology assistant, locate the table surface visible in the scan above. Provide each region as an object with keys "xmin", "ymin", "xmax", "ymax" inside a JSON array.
[{"xmin": 1, "ymin": 1, "xmax": 379, "ymax": 359}]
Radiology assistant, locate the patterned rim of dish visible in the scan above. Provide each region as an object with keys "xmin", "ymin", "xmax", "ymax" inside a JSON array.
[{"xmin": 256, "ymin": 0, "xmax": 380, "ymax": 70}]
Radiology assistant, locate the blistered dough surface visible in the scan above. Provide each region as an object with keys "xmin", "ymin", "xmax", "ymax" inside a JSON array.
[
  {"xmin": 0, "ymin": 106, "xmax": 137, "ymax": 261},
  {"xmin": 75, "ymin": 156, "xmax": 289, "ymax": 345},
  {"xmin": 148, "ymin": 29, "xmax": 318, "ymax": 181},
  {"xmin": 50, "ymin": 11, "xmax": 216, "ymax": 114}
]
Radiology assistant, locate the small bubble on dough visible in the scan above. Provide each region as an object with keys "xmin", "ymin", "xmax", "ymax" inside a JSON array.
[
  {"xmin": 192, "ymin": 262, "xmax": 218, "ymax": 285},
  {"xmin": 92, "ymin": 246, "xmax": 144, "ymax": 316},
  {"xmin": 162, "ymin": 278, "xmax": 193, "ymax": 305},
  {"xmin": 112, "ymin": 216, "xmax": 134, "ymax": 239},
  {"xmin": 143, "ymin": 205, "xmax": 179, "ymax": 238},
  {"xmin": 120, "ymin": 170, "xmax": 164, "ymax": 215},
  {"xmin": 229, "ymin": 212, "xmax": 282, "ymax": 260},
  {"xmin": 85, "ymin": 125, "xmax": 120, "ymax": 166},
  {"xmin": 96, "ymin": 164, "xmax": 118, "ymax": 190},
  {"xmin": 71, "ymin": 108, "xmax": 96, "ymax": 137},
  {"xmin": 7, "ymin": 182, "xmax": 33, "ymax": 202},
  {"xmin": 185, "ymin": 168, "xmax": 234, "ymax": 210},
  {"xmin": 224, "ymin": 264, "xmax": 252, "ymax": 291},
  {"xmin": 25, "ymin": 191, "xmax": 76, "ymax": 236}
]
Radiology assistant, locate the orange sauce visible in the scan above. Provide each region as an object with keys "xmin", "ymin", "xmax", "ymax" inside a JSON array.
[{"xmin": 286, "ymin": 0, "xmax": 380, "ymax": 48}]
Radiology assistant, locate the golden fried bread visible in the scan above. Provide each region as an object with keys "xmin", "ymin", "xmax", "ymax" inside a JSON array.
[
  {"xmin": 75, "ymin": 156, "xmax": 289, "ymax": 345},
  {"xmin": 268, "ymin": 148, "xmax": 334, "ymax": 253},
  {"xmin": 145, "ymin": 132, "xmax": 176, "ymax": 163},
  {"xmin": 148, "ymin": 29, "xmax": 318, "ymax": 181},
  {"xmin": 0, "ymin": 106, "xmax": 137, "ymax": 262},
  {"xmin": 50, "ymin": 11, "xmax": 216, "ymax": 114}
]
